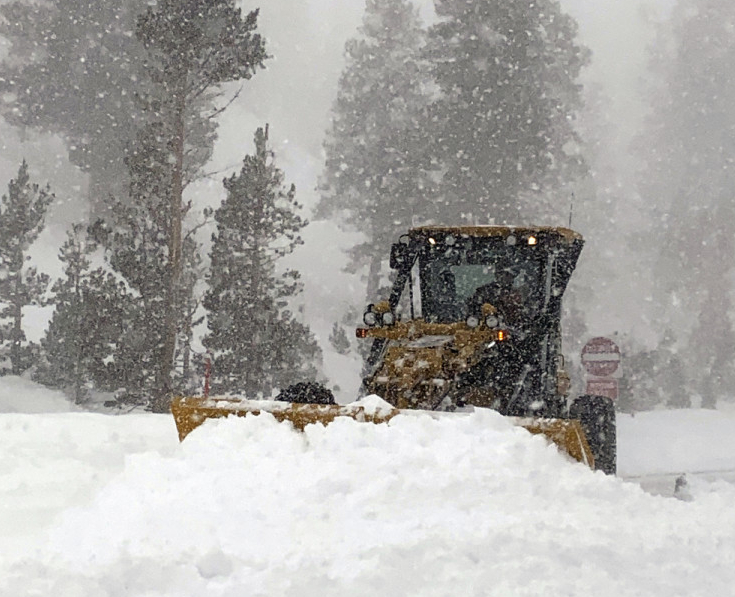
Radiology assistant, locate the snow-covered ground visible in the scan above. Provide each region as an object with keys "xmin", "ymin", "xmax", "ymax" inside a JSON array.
[{"xmin": 2, "ymin": 376, "xmax": 735, "ymax": 596}]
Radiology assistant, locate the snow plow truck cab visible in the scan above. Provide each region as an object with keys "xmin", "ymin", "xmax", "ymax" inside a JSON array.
[{"xmin": 172, "ymin": 225, "xmax": 616, "ymax": 475}]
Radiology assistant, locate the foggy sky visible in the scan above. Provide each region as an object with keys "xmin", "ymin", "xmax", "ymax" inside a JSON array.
[
  {"xmin": 1, "ymin": 0, "xmax": 678, "ymax": 342},
  {"xmin": 204, "ymin": 0, "xmax": 676, "ymax": 220},
  {"xmin": 0, "ymin": 0, "xmax": 674, "ymax": 219}
]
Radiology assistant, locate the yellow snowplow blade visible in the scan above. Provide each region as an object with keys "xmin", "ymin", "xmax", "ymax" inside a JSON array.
[
  {"xmin": 171, "ymin": 397, "xmax": 594, "ymax": 469},
  {"xmin": 171, "ymin": 396, "xmax": 399, "ymax": 441},
  {"xmin": 515, "ymin": 417, "xmax": 594, "ymax": 469}
]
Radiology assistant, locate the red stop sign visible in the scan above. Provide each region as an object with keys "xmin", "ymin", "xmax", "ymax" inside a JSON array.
[{"xmin": 581, "ymin": 337, "xmax": 620, "ymax": 377}]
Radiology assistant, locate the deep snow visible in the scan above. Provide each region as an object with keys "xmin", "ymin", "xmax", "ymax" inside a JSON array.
[{"xmin": 2, "ymin": 377, "xmax": 735, "ymax": 596}]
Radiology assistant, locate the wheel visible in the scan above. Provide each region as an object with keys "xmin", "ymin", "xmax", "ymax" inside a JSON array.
[
  {"xmin": 570, "ymin": 394, "xmax": 616, "ymax": 475},
  {"xmin": 275, "ymin": 382, "xmax": 336, "ymax": 405}
]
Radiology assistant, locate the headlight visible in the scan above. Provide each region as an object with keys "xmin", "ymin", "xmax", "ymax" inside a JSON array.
[
  {"xmin": 363, "ymin": 311, "xmax": 378, "ymax": 326},
  {"xmin": 485, "ymin": 315, "xmax": 499, "ymax": 328},
  {"xmin": 466, "ymin": 315, "xmax": 480, "ymax": 329},
  {"xmin": 382, "ymin": 312, "xmax": 395, "ymax": 326}
]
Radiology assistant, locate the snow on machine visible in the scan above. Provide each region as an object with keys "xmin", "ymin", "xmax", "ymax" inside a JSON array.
[{"xmin": 172, "ymin": 225, "xmax": 616, "ymax": 474}]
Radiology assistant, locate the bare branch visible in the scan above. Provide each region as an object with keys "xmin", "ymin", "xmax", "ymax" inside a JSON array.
[
  {"xmin": 203, "ymin": 84, "xmax": 244, "ymax": 120},
  {"xmin": 184, "ymin": 217, "xmax": 211, "ymax": 243},
  {"xmin": 196, "ymin": 162, "xmax": 242, "ymax": 182}
]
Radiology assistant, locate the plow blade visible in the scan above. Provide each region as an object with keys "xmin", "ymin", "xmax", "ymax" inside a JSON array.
[
  {"xmin": 514, "ymin": 417, "xmax": 594, "ymax": 469},
  {"xmin": 171, "ymin": 396, "xmax": 594, "ymax": 469},
  {"xmin": 171, "ymin": 396, "xmax": 399, "ymax": 441}
]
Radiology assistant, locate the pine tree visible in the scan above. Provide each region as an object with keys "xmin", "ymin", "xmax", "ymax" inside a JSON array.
[
  {"xmin": 203, "ymin": 126, "xmax": 321, "ymax": 397},
  {"xmin": 0, "ymin": 0, "xmax": 150, "ymax": 213},
  {"xmin": 91, "ymin": 121, "xmax": 174, "ymax": 406},
  {"xmin": 638, "ymin": 0, "xmax": 735, "ymax": 407},
  {"xmin": 37, "ymin": 225, "xmax": 128, "ymax": 403},
  {"xmin": 134, "ymin": 0, "xmax": 267, "ymax": 410},
  {"xmin": 329, "ymin": 321, "xmax": 352, "ymax": 356},
  {"xmin": 0, "ymin": 161, "xmax": 52, "ymax": 375},
  {"xmin": 37, "ymin": 225, "xmax": 93, "ymax": 400},
  {"xmin": 318, "ymin": 0, "xmax": 430, "ymax": 296},
  {"xmin": 424, "ymin": 0, "xmax": 589, "ymax": 224}
]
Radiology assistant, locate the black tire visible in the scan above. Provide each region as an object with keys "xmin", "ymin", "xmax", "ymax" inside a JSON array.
[
  {"xmin": 275, "ymin": 382, "xmax": 336, "ymax": 405},
  {"xmin": 570, "ymin": 394, "xmax": 617, "ymax": 475}
]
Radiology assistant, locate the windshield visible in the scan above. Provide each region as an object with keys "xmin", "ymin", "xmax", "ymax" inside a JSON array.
[{"xmin": 418, "ymin": 239, "xmax": 543, "ymax": 324}]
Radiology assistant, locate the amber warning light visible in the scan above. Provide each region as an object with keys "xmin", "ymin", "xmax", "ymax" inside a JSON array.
[{"xmin": 356, "ymin": 328, "xmax": 369, "ymax": 338}]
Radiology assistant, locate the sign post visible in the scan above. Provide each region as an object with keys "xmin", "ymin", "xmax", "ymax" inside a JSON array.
[{"xmin": 581, "ymin": 337, "xmax": 620, "ymax": 400}]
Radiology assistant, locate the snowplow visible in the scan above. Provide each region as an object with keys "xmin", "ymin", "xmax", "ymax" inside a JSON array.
[{"xmin": 172, "ymin": 225, "xmax": 616, "ymax": 474}]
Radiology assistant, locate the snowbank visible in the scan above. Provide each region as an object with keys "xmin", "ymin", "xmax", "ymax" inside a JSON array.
[
  {"xmin": 0, "ymin": 375, "xmax": 77, "ymax": 413},
  {"xmin": 0, "ymin": 409, "xmax": 176, "ymax": 556},
  {"xmin": 2, "ymin": 403, "xmax": 735, "ymax": 596}
]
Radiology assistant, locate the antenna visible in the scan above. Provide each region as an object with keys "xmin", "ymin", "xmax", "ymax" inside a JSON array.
[{"xmin": 568, "ymin": 192, "xmax": 575, "ymax": 228}]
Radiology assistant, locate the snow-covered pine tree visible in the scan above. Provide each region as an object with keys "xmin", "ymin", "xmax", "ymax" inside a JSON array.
[
  {"xmin": 134, "ymin": 0, "xmax": 267, "ymax": 411},
  {"xmin": 0, "ymin": 0, "xmax": 150, "ymax": 214},
  {"xmin": 0, "ymin": 161, "xmax": 52, "ymax": 375},
  {"xmin": 203, "ymin": 126, "xmax": 321, "ymax": 397},
  {"xmin": 37, "ymin": 225, "xmax": 128, "ymax": 403},
  {"xmin": 318, "ymin": 0, "xmax": 430, "ymax": 297},
  {"xmin": 424, "ymin": 0, "xmax": 589, "ymax": 224},
  {"xmin": 638, "ymin": 0, "xmax": 735, "ymax": 407},
  {"xmin": 93, "ymin": 121, "xmax": 172, "ymax": 406},
  {"xmin": 37, "ymin": 224, "xmax": 94, "ymax": 400}
]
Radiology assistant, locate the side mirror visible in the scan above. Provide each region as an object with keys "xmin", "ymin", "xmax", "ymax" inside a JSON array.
[{"xmin": 390, "ymin": 243, "xmax": 410, "ymax": 270}]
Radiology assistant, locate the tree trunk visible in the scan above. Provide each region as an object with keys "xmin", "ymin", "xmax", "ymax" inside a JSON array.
[
  {"xmin": 9, "ymin": 254, "xmax": 24, "ymax": 376},
  {"xmin": 72, "ymin": 277, "xmax": 83, "ymax": 403},
  {"xmin": 152, "ymin": 68, "xmax": 187, "ymax": 413},
  {"xmin": 87, "ymin": 168, "xmax": 108, "ymax": 223},
  {"xmin": 181, "ymin": 309, "xmax": 193, "ymax": 392},
  {"xmin": 10, "ymin": 295, "xmax": 22, "ymax": 376}
]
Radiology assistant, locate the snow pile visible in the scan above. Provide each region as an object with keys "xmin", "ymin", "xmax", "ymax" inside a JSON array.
[
  {"xmin": 349, "ymin": 393, "xmax": 395, "ymax": 416},
  {"xmin": 0, "ymin": 375, "xmax": 77, "ymax": 413},
  {"xmin": 3, "ymin": 404, "xmax": 735, "ymax": 596},
  {"xmin": 0, "ymin": 409, "xmax": 176, "ymax": 555}
]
